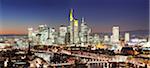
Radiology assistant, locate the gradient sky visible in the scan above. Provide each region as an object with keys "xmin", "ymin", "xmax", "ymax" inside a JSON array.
[{"xmin": 0, "ymin": 0, "xmax": 149, "ymax": 34}]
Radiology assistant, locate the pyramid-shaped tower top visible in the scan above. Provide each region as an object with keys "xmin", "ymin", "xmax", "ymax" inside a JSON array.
[{"xmin": 69, "ymin": 9, "xmax": 74, "ymax": 21}]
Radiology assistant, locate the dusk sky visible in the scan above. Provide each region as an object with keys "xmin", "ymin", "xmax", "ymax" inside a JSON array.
[{"xmin": 0, "ymin": 0, "xmax": 149, "ymax": 34}]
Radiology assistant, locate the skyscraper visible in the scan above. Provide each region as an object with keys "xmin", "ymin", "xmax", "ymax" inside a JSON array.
[
  {"xmin": 69, "ymin": 9, "xmax": 74, "ymax": 22},
  {"xmin": 125, "ymin": 32, "xmax": 130, "ymax": 43},
  {"xmin": 58, "ymin": 25, "xmax": 67, "ymax": 44},
  {"xmin": 93, "ymin": 34, "xmax": 100, "ymax": 44},
  {"xmin": 49, "ymin": 28, "xmax": 56, "ymax": 44},
  {"xmin": 80, "ymin": 18, "xmax": 89, "ymax": 44},
  {"xmin": 27, "ymin": 9, "xmax": 99, "ymax": 46},
  {"xmin": 104, "ymin": 35, "xmax": 109, "ymax": 42},
  {"xmin": 69, "ymin": 9, "xmax": 74, "ymax": 44},
  {"xmin": 59, "ymin": 25, "xmax": 67, "ymax": 37},
  {"xmin": 74, "ymin": 19, "xmax": 79, "ymax": 44},
  {"xmin": 110, "ymin": 35, "xmax": 113, "ymax": 42},
  {"xmin": 69, "ymin": 9, "xmax": 79, "ymax": 44},
  {"xmin": 28, "ymin": 28, "xmax": 33, "ymax": 40},
  {"xmin": 112, "ymin": 26, "xmax": 120, "ymax": 43}
]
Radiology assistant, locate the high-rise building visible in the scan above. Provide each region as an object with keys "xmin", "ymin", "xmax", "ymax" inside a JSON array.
[
  {"xmin": 38, "ymin": 25, "xmax": 47, "ymax": 32},
  {"xmin": 37, "ymin": 25, "xmax": 49, "ymax": 45},
  {"xmin": 27, "ymin": 9, "xmax": 100, "ymax": 46},
  {"xmin": 69, "ymin": 9, "xmax": 74, "ymax": 22},
  {"xmin": 93, "ymin": 34, "xmax": 100, "ymax": 44},
  {"xmin": 88, "ymin": 35, "xmax": 93, "ymax": 44},
  {"xmin": 69, "ymin": 9, "xmax": 74, "ymax": 44},
  {"xmin": 110, "ymin": 35, "xmax": 113, "ymax": 42},
  {"xmin": 112, "ymin": 26, "xmax": 120, "ymax": 43},
  {"xmin": 58, "ymin": 25, "xmax": 67, "ymax": 44},
  {"xmin": 28, "ymin": 28, "xmax": 33, "ymax": 40},
  {"xmin": 69, "ymin": 9, "xmax": 79, "ymax": 44},
  {"xmin": 125, "ymin": 32, "xmax": 130, "ymax": 42},
  {"xmin": 104, "ymin": 35, "xmax": 109, "ymax": 42},
  {"xmin": 49, "ymin": 28, "xmax": 56, "ymax": 44},
  {"xmin": 87, "ymin": 28, "xmax": 92, "ymax": 44},
  {"xmin": 59, "ymin": 25, "xmax": 67, "ymax": 37},
  {"xmin": 80, "ymin": 18, "xmax": 88, "ymax": 33},
  {"xmin": 80, "ymin": 17, "xmax": 89, "ymax": 44},
  {"xmin": 74, "ymin": 19, "xmax": 79, "ymax": 44}
]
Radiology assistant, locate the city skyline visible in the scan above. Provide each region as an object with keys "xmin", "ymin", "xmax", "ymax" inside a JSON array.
[{"xmin": 0, "ymin": 0, "xmax": 149, "ymax": 34}]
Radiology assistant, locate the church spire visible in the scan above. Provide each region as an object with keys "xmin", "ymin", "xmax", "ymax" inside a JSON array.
[{"xmin": 69, "ymin": 9, "xmax": 74, "ymax": 21}]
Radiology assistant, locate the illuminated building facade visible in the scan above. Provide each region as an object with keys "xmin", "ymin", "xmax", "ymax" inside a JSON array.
[
  {"xmin": 28, "ymin": 28, "xmax": 33, "ymax": 40},
  {"xmin": 69, "ymin": 9, "xmax": 74, "ymax": 44},
  {"xmin": 73, "ymin": 19, "xmax": 79, "ymax": 44},
  {"xmin": 124, "ymin": 32, "xmax": 130, "ymax": 43},
  {"xmin": 104, "ymin": 35, "xmax": 109, "ymax": 42},
  {"xmin": 80, "ymin": 18, "xmax": 90, "ymax": 44},
  {"xmin": 28, "ymin": 9, "xmax": 100, "ymax": 46},
  {"xmin": 69, "ymin": 9, "xmax": 80, "ymax": 44},
  {"xmin": 58, "ymin": 25, "xmax": 67, "ymax": 44},
  {"xmin": 93, "ymin": 34, "xmax": 100, "ymax": 44},
  {"xmin": 112, "ymin": 26, "xmax": 120, "ymax": 43}
]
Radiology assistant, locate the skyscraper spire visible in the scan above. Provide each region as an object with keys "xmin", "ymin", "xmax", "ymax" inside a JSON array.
[
  {"xmin": 81, "ymin": 17, "xmax": 85, "ymax": 23},
  {"xmin": 69, "ymin": 9, "xmax": 74, "ymax": 21}
]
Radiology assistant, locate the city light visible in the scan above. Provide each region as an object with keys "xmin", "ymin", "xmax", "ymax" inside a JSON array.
[{"xmin": 0, "ymin": 0, "xmax": 149, "ymax": 68}]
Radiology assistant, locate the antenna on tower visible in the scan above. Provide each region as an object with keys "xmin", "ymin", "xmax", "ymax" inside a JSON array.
[{"xmin": 81, "ymin": 17, "xmax": 85, "ymax": 23}]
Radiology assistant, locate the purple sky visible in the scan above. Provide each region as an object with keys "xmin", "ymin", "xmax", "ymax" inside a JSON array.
[{"xmin": 0, "ymin": 0, "xmax": 149, "ymax": 34}]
